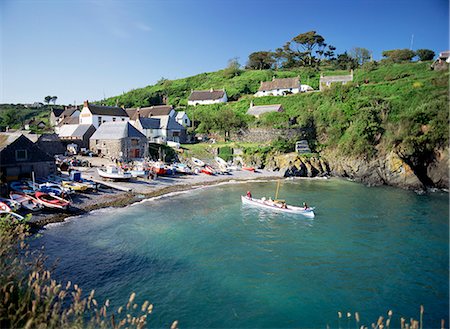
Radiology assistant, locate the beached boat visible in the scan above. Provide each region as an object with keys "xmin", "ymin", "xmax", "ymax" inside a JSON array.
[
  {"xmin": 192, "ymin": 157, "xmax": 205, "ymax": 167},
  {"xmin": 35, "ymin": 191, "xmax": 70, "ymax": 210},
  {"xmin": 150, "ymin": 162, "xmax": 167, "ymax": 176},
  {"xmin": 97, "ymin": 166, "xmax": 132, "ymax": 181},
  {"xmin": 242, "ymin": 166, "xmax": 256, "ymax": 172},
  {"xmin": 215, "ymin": 157, "xmax": 232, "ymax": 174},
  {"xmin": 0, "ymin": 211, "xmax": 24, "ymax": 221},
  {"xmin": 173, "ymin": 163, "xmax": 192, "ymax": 174},
  {"xmin": 241, "ymin": 196, "xmax": 315, "ymax": 218},
  {"xmin": 10, "ymin": 192, "xmax": 43, "ymax": 212},
  {"xmin": 61, "ymin": 180, "xmax": 89, "ymax": 191},
  {"xmin": 0, "ymin": 197, "xmax": 20, "ymax": 211},
  {"xmin": 38, "ymin": 182, "xmax": 72, "ymax": 196},
  {"xmin": 201, "ymin": 165, "xmax": 215, "ymax": 175},
  {"xmin": 0, "ymin": 201, "xmax": 12, "ymax": 212},
  {"xmin": 10, "ymin": 181, "xmax": 35, "ymax": 195}
]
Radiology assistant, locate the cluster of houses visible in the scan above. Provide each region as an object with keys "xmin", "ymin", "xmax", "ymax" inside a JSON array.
[{"xmin": 0, "ymin": 72, "xmax": 353, "ymax": 182}]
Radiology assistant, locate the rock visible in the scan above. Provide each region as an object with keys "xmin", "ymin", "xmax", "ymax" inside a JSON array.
[{"xmin": 427, "ymin": 148, "xmax": 449, "ymax": 189}]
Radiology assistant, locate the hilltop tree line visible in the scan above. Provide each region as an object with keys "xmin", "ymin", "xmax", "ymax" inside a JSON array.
[{"xmin": 246, "ymin": 31, "xmax": 435, "ymax": 70}]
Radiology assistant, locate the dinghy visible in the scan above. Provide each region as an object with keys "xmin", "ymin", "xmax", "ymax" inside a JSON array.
[
  {"xmin": 61, "ymin": 181, "xmax": 89, "ymax": 191},
  {"xmin": 10, "ymin": 181, "xmax": 35, "ymax": 195},
  {"xmin": 241, "ymin": 196, "xmax": 315, "ymax": 218},
  {"xmin": 35, "ymin": 191, "xmax": 70, "ymax": 210},
  {"xmin": 191, "ymin": 157, "xmax": 205, "ymax": 167},
  {"xmin": 201, "ymin": 165, "xmax": 215, "ymax": 175},
  {"xmin": 242, "ymin": 166, "xmax": 256, "ymax": 172},
  {"xmin": 0, "ymin": 197, "xmax": 20, "ymax": 211},
  {"xmin": 173, "ymin": 163, "xmax": 192, "ymax": 174},
  {"xmin": 97, "ymin": 166, "xmax": 132, "ymax": 181},
  {"xmin": 0, "ymin": 201, "xmax": 12, "ymax": 212},
  {"xmin": 10, "ymin": 192, "xmax": 42, "ymax": 212}
]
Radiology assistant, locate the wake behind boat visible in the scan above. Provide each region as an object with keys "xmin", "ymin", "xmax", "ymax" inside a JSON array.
[{"xmin": 241, "ymin": 195, "xmax": 315, "ymax": 218}]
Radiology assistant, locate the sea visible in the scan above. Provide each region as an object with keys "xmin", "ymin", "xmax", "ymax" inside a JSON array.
[{"xmin": 31, "ymin": 178, "xmax": 449, "ymax": 328}]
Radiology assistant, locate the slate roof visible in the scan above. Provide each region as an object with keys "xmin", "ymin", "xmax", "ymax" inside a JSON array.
[
  {"xmin": 59, "ymin": 107, "xmax": 78, "ymax": 118},
  {"xmin": 0, "ymin": 134, "xmax": 54, "ymax": 166},
  {"xmin": 51, "ymin": 108, "xmax": 65, "ymax": 117},
  {"xmin": 57, "ymin": 116, "xmax": 79, "ymax": 126},
  {"xmin": 87, "ymin": 104, "xmax": 128, "ymax": 117},
  {"xmin": 36, "ymin": 134, "xmax": 66, "ymax": 156},
  {"xmin": 176, "ymin": 111, "xmax": 187, "ymax": 119},
  {"xmin": 138, "ymin": 117, "xmax": 161, "ymax": 130},
  {"xmin": 58, "ymin": 124, "xmax": 95, "ymax": 138},
  {"xmin": 258, "ymin": 77, "xmax": 300, "ymax": 91},
  {"xmin": 126, "ymin": 105, "xmax": 173, "ymax": 120},
  {"xmin": 90, "ymin": 122, "xmax": 146, "ymax": 140},
  {"xmin": 188, "ymin": 90, "xmax": 225, "ymax": 101},
  {"xmin": 247, "ymin": 104, "xmax": 284, "ymax": 117},
  {"xmin": 320, "ymin": 74, "xmax": 353, "ymax": 83}
]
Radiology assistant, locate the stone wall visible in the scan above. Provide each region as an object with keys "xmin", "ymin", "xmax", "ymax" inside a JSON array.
[
  {"xmin": 90, "ymin": 137, "xmax": 148, "ymax": 160},
  {"xmin": 231, "ymin": 128, "xmax": 306, "ymax": 143}
]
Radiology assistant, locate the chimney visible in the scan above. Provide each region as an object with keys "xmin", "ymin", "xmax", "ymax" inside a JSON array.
[
  {"xmin": 250, "ymin": 100, "xmax": 254, "ymax": 108},
  {"xmin": 137, "ymin": 108, "xmax": 140, "ymax": 119},
  {"xmin": 84, "ymin": 100, "xmax": 89, "ymax": 107},
  {"xmin": 210, "ymin": 88, "xmax": 213, "ymax": 92}
]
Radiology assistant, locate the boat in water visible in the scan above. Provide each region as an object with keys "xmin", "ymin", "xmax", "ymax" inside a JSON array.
[
  {"xmin": 10, "ymin": 192, "xmax": 43, "ymax": 212},
  {"xmin": 241, "ymin": 196, "xmax": 315, "ymax": 218},
  {"xmin": 97, "ymin": 166, "xmax": 132, "ymax": 181},
  {"xmin": 35, "ymin": 191, "xmax": 70, "ymax": 210}
]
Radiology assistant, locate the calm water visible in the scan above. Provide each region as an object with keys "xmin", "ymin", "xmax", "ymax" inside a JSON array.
[{"xmin": 32, "ymin": 179, "xmax": 449, "ymax": 328}]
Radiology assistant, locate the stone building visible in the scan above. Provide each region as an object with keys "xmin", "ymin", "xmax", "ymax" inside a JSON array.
[
  {"xmin": 89, "ymin": 122, "xmax": 148, "ymax": 160},
  {"xmin": 319, "ymin": 70, "xmax": 353, "ymax": 91},
  {"xmin": 58, "ymin": 124, "xmax": 96, "ymax": 149},
  {"xmin": 247, "ymin": 101, "xmax": 284, "ymax": 118},
  {"xmin": 0, "ymin": 134, "xmax": 56, "ymax": 182}
]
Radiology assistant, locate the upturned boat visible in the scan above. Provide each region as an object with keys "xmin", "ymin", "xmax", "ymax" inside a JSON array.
[
  {"xmin": 97, "ymin": 166, "xmax": 132, "ymax": 181},
  {"xmin": 10, "ymin": 192, "xmax": 43, "ymax": 212},
  {"xmin": 35, "ymin": 191, "xmax": 70, "ymax": 210},
  {"xmin": 242, "ymin": 166, "xmax": 256, "ymax": 172},
  {"xmin": 241, "ymin": 196, "xmax": 315, "ymax": 218}
]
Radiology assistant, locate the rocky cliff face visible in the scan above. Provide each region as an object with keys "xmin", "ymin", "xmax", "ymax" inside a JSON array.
[{"xmin": 255, "ymin": 148, "xmax": 448, "ymax": 191}]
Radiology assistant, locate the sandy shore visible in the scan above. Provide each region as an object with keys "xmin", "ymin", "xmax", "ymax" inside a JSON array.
[{"xmin": 29, "ymin": 166, "xmax": 283, "ymax": 229}]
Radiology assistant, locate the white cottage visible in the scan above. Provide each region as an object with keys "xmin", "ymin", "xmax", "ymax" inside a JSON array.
[
  {"xmin": 254, "ymin": 77, "xmax": 301, "ymax": 97},
  {"xmin": 188, "ymin": 89, "xmax": 227, "ymax": 106},
  {"xmin": 79, "ymin": 100, "xmax": 129, "ymax": 129},
  {"xmin": 175, "ymin": 111, "xmax": 191, "ymax": 127}
]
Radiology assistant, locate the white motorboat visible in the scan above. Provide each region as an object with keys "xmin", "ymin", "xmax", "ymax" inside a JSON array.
[
  {"xmin": 241, "ymin": 196, "xmax": 315, "ymax": 218},
  {"xmin": 97, "ymin": 166, "xmax": 132, "ymax": 181}
]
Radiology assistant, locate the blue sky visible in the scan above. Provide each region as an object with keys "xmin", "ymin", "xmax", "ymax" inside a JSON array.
[{"xmin": 1, "ymin": 0, "xmax": 448, "ymax": 105}]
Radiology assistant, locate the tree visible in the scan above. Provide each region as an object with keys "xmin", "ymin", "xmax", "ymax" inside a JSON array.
[
  {"xmin": 44, "ymin": 96, "xmax": 52, "ymax": 104},
  {"xmin": 350, "ymin": 47, "xmax": 371, "ymax": 65},
  {"xmin": 291, "ymin": 31, "xmax": 326, "ymax": 66},
  {"xmin": 246, "ymin": 51, "xmax": 275, "ymax": 70},
  {"xmin": 415, "ymin": 49, "xmax": 435, "ymax": 61},
  {"xmin": 223, "ymin": 57, "xmax": 241, "ymax": 78},
  {"xmin": 382, "ymin": 49, "xmax": 415, "ymax": 63},
  {"xmin": 51, "ymin": 96, "xmax": 57, "ymax": 105},
  {"xmin": 334, "ymin": 52, "xmax": 358, "ymax": 70},
  {"xmin": 213, "ymin": 108, "xmax": 247, "ymax": 141}
]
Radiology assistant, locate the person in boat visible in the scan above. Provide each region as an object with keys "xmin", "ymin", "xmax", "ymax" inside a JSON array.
[
  {"xmin": 246, "ymin": 191, "xmax": 252, "ymax": 198},
  {"xmin": 303, "ymin": 202, "xmax": 308, "ymax": 209}
]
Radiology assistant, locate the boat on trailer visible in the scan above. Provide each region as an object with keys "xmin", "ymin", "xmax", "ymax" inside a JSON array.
[{"xmin": 241, "ymin": 196, "xmax": 315, "ymax": 218}]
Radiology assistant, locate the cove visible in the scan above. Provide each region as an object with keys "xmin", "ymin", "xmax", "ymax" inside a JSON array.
[{"xmin": 32, "ymin": 179, "xmax": 449, "ymax": 328}]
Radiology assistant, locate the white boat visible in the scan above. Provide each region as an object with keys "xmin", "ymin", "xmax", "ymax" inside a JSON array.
[
  {"xmin": 10, "ymin": 192, "xmax": 43, "ymax": 212},
  {"xmin": 191, "ymin": 157, "xmax": 205, "ymax": 167},
  {"xmin": 215, "ymin": 157, "xmax": 232, "ymax": 173},
  {"xmin": 241, "ymin": 196, "xmax": 315, "ymax": 218},
  {"xmin": 173, "ymin": 163, "xmax": 192, "ymax": 174},
  {"xmin": 0, "ymin": 211, "xmax": 24, "ymax": 221},
  {"xmin": 97, "ymin": 166, "xmax": 132, "ymax": 181}
]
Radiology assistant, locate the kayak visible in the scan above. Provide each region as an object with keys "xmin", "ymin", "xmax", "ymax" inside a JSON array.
[{"xmin": 241, "ymin": 196, "xmax": 315, "ymax": 218}]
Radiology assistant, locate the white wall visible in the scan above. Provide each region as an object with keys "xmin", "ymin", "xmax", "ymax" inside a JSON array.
[
  {"xmin": 254, "ymin": 87, "xmax": 300, "ymax": 97},
  {"xmin": 79, "ymin": 106, "xmax": 129, "ymax": 129},
  {"xmin": 187, "ymin": 94, "xmax": 228, "ymax": 106}
]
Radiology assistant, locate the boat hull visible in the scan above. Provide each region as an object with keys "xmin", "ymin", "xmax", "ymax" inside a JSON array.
[
  {"xmin": 241, "ymin": 196, "xmax": 315, "ymax": 218},
  {"xmin": 10, "ymin": 192, "xmax": 42, "ymax": 211},
  {"xmin": 97, "ymin": 168, "xmax": 132, "ymax": 181}
]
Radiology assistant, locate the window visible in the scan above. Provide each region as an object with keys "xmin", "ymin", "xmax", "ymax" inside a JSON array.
[
  {"xmin": 98, "ymin": 117, "xmax": 102, "ymax": 126},
  {"xmin": 131, "ymin": 139, "xmax": 139, "ymax": 146},
  {"xmin": 122, "ymin": 118, "xmax": 125, "ymax": 121},
  {"xmin": 15, "ymin": 149, "xmax": 28, "ymax": 161}
]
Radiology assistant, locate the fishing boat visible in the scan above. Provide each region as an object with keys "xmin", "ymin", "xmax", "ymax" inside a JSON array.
[
  {"xmin": 215, "ymin": 157, "xmax": 232, "ymax": 174},
  {"xmin": 0, "ymin": 197, "xmax": 20, "ymax": 211},
  {"xmin": 172, "ymin": 163, "xmax": 192, "ymax": 174},
  {"xmin": 97, "ymin": 166, "xmax": 132, "ymax": 181},
  {"xmin": 0, "ymin": 211, "xmax": 24, "ymax": 221},
  {"xmin": 10, "ymin": 181, "xmax": 35, "ymax": 195},
  {"xmin": 35, "ymin": 191, "xmax": 70, "ymax": 210},
  {"xmin": 241, "ymin": 196, "xmax": 315, "ymax": 218},
  {"xmin": 38, "ymin": 182, "xmax": 72, "ymax": 196},
  {"xmin": 10, "ymin": 192, "xmax": 42, "ymax": 212}
]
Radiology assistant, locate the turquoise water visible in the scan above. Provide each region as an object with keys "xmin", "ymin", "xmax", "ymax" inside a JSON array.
[{"xmin": 33, "ymin": 179, "xmax": 449, "ymax": 328}]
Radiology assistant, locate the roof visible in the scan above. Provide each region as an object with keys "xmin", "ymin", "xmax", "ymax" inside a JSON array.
[
  {"xmin": 25, "ymin": 118, "xmax": 45, "ymax": 125},
  {"xmin": 439, "ymin": 50, "xmax": 450, "ymax": 58},
  {"xmin": 59, "ymin": 107, "xmax": 78, "ymax": 118},
  {"xmin": 86, "ymin": 104, "xmax": 128, "ymax": 117},
  {"xmin": 0, "ymin": 134, "xmax": 54, "ymax": 165},
  {"xmin": 138, "ymin": 117, "xmax": 161, "ymax": 130},
  {"xmin": 57, "ymin": 116, "xmax": 79, "ymax": 126},
  {"xmin": 176, "ymin": 111, "xmax": 187, "ymax": 119},
  {"xmin": 51, "ymin": 108, "xmax": 65, "ymax": 117},
  {"xmin": 247, "ymin": 104, "xmax": 284, "ymax": 116},
  {"xmin": 0, "ymin": 132, "xmax": 40, "ymax": 149},
  {"xmin": 127, "ymin": 105, "xmax": 173, "ymax": 120},
  {"xmin": 90, "ymin": 122, "xmax": 146, "ymax": 140},
  {"xmin": 58, "ymin": 124, "xmax": 95, "ymax": 138},
  {"xmin": 36, "ymin": 133, "xmax": 66, "ymax": 156},
  {"xmin": 320, "ymin": 73, "xmax": 353, "ymax": 83},
  {"xmin": 258, "ymin": 77, "xmax": 300, "ymax": 91},
  {"xmin": 160, "ymin": 116, "xmax": 186, "ymax": 131},
  {"xmin": 188, "ymin": 90, "xmax": 225, "ymax": 101}
]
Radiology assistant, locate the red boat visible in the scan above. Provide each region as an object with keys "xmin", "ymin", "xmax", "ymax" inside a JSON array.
[
  {"xmin": 201, "ymin": 165, "xmax": 215, "ymax": 175},
  {"xmin": 151, "ymin": 163, "xmax": 167, "ymax": 175},
  {"xmin": 35, "ymin": 191, "xmax": 70, "ymax": 210},
  {"xmin": 0, "ymin": 201, "xmax": 12, "ymax": 212},
  {"xmin": 242, "ymin": 166, "xmax": 255, "ymax": 172}
]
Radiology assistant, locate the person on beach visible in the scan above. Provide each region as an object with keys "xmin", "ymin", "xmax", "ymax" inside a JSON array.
[
  {"xmin": 303, "ymin": 202, "xmax": 308, "ymax": 209},
  {"xmin": 246, "ymin": 191, "xmax": 252, "ymax": 198}
]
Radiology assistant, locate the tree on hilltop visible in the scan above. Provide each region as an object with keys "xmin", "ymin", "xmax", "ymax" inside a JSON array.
[
  {"xmin": 382, "ymin": 49, "xmax": 415, "ymax": 63},
  {"xmin": 51, "ymin": 96, "xmax": 57, "ymax": 105},
  {"xmin": 350, "ymin": 47, "xmax": 371, "ymax": 65},
  {"xmin": 246, "ymin": 51, "xmax": 275, "ymax": 70},
  {"xmin": 44, "ymin": 96, "xmax": 52, "ymax": 104},
  {"xmin": 223, "ymin": 57, "xmax": 242, "ymax": 78},
  {"xmin": 415, "ymin": 49, "xmax": 435, "ymax": 61}
]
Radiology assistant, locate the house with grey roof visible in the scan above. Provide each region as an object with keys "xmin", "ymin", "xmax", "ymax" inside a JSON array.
[
  {"xmin": 188, "ymin": 89, "xmax": 227, "ymax": 106},
  {"xmin": 255, "ymin": 77, "xmax": 301, "ymax": 97},
  {"xmin": 50, "ymin": 108, "xmax": 65, "ymax": 126},
  {"xmin": 319, "ymin": 70, "xmax": 353, "ymax": 91},
  {"xmin": 35, "ymin": 133, "xmax": 66, "ymax": 156},
  {"xmin": 50, "ymin": 106, "xmax": 80, "ymax": 127},
  {"xmin": 80, "ymin": 100, "xmax": 129, "ymax": 129},
  {"xmin": 58, "ymin": 124, "xmax": 96, "ymax": 149},
  {"xmin": 126, "ymin": 105, "xmax": 174, "ymax": 121},
  {"xmin": 133, "ymin": 115, "xmax": 187, "ymax": 144},
  {"xmin": 0, "ymin": 134, "xmax": 56, "ymax": 182},
  {"xmin": 246, "ymin": 101, "xmax": 284, "ymax": 118},
  {"xmin": 175, "ymin": 111, "xmax": 191, "ymax": 127},
  {"xmin": 89, "ymin": 121, "xmax": 148, "ymax": 160}
]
